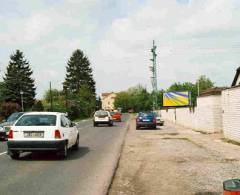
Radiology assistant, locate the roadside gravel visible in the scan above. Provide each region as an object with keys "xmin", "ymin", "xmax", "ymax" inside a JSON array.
[{"xmin": 109, "ymin": 120, "xmax": 240, "ymax": 195}]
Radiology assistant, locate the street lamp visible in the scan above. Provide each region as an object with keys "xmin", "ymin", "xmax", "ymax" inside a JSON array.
[{"xmin": 20, "ymin": 90, "xmax": 24, "ymax": 112}]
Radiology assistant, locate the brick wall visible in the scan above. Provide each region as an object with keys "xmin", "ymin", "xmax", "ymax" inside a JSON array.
[
  {"xmin": 160, "ymin": 95, "xmax": 222, "ymax": 133},
  {"xmin": 222, "ymin": 86, "xmax": 240, "ymax": 142}
]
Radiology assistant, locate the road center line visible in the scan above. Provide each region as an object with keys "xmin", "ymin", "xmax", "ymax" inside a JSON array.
[{"xmin": 0, "ymin": 151, "xmax": 7, "ymax": 156}]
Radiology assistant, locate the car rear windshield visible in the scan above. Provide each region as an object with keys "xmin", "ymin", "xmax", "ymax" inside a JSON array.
[
  {"xmin": 138, "ymin": 112, "xmax": 154, "ymax": 117},
  {"xmin": 7, "ymin": 112, "xmax": 24, "ymax": 122},
  {"xmin": 95, "ymin": 111, "xmax": 108, "ymax": 117},
  {"xmin": 15, "ymin": 115, "xmax": 57, "ymax": 126}
]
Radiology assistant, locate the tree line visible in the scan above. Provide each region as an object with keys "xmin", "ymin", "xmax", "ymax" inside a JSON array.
[
  {"xmin": 114, "ymin": 75, "xmax": 214, "ymax": 112},
  {"xmin": 0, "ymin": 49, "xmax": 98, "ymax": 120}
]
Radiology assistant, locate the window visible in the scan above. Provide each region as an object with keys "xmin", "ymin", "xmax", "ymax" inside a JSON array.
[
  {"xmin": 15, "ymin": 115, "xmax": 56, "ymax": 126},
  {"xmin": 95, "ymin": 111, "xmax": 108, "ymax": 117},
  {"xmin": 7, "ymin": 112, "xmax": 24, "ymax": 122},
  {"xmin": 65, "ymin": 117, "xmax": 72, "ymax": 127},
  {"xmin": 61, "ymin": 116, "xmax": 68, "ymax": 127}
]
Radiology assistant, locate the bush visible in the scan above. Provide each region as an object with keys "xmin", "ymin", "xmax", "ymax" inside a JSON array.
[
  {"xmin": 0, "ymin": 102, "xmax": 21, "ymax": 118},
  {"xmin": 67, "ymin": 105, "xmax": 80, "ymax": 120},
  {"xmin": 32, "ymin": 100, "xmax": 44, "ymax": 111}
]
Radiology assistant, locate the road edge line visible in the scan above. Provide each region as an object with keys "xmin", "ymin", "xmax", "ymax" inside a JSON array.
[
  {"xmin": 104, "ymin": 115, "xmax": 133, "ymax": 195},
  {"xmin": 0, "ymin": 151, "xmax": 7, "ymax": 156}
]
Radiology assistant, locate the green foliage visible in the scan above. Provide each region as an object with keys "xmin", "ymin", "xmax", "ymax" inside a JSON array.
[
  {"xmin": 96, "ymin": 96, "xmax": 102, "ymax": 110},
  {"xmin": 63, "ymin": 49, "xmax": 96, "ymax": 95},
  {"xmin": 156, "ymin": 89, "xmax": 165, "ymax": 108},
  {"xmin": 0, "ymin": 102, "xmax": 21, "ymax": 118},
  {"xmin": 32, "ymin": 100, "xmax": 44, "ymax": 111},
  {"xmin": 168, "ymin": 82, "xmax": 197, "ymax": 105},
  {"xmin": 43, "ymin": 89, "xmax": 67, "ymax": 113},
  {"xmin": 114, "ymin": 92, "xmax": 132, "ymax": 112},
  {"xmin": 167, "ymin": 75, "xmax": 214, "ymax": 106},
  {"xmin": 196, "ymin": 75, "xmax": 214, "ymax": 93},
  {"xmin": 114, "ymin": 85, "xmax": 152, "ymax": 112},
  {"xmin": 3, "ymin": 50, "xmax": 36, "ymax": 109},
  {"xmin": 66, "ymin": 85, "xmax": 96, "ymax": 119},
  {"xmin": 44, "ymin": 89, "xmax": 63, "ymax": 103},
  {"xmin": 114, "ymin": 75, "xmax": 214, "ymax": 111},
  {"xmin": 0, "ymin": 82, "xmax": 6, "ymax": 102},
  {"xmin": 62, "ymin": 49, "xmax": 97, "ymax": 119}
]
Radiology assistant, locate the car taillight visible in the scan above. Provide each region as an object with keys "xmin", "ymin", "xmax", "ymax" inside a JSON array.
[
  {"xmin": 8, "ymin": 130, "xmax": 13, "ymax": 139},
  {"xmin": 54, "ymin": 130, "xmax": 61, "ymax": 139}
]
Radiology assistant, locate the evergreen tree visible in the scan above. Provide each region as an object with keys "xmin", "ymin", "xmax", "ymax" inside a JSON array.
[
  {"xmin": 3, "ymin": 50, "xmax": 36, "ymax": 109},
  {"xmin": 63, "ymin": 49, "xmax": 96, "ymax": 96},
  {"xmin": 0, "ymin": 82, "xmax": 6, "ymax": 102}
]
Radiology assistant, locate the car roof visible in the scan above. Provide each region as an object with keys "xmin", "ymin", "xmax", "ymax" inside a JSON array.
[{"xmin": 22, "ymin": 112, "xmax": 63, "ymax": 116}]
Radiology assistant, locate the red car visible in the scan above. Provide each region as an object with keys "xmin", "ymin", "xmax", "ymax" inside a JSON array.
[{"xmin": 110, "ymin": 112, "xmax": 122, "ymax": 122}]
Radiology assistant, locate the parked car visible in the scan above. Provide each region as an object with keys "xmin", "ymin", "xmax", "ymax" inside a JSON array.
[
  {"xmin": 110, "ymin": 111, "xmax": 122, "ymax": 122},
  {"xmin": 7, "ymin": 112, "xmax": 79, "ymax": 159},
  {"xmin": 93, "ymin": 110, "xmax": 113, "ymax": 127},
  {"xmin": 152, "ymin": 112, "xmax": 164, "ymax": 126},
  {"xmin": 0, "ymin": 112, "xmax": 24, "ymax": 140},
  {"xmin": 136, "ymin": 112, "xmax": 157, "ymax": 130}
]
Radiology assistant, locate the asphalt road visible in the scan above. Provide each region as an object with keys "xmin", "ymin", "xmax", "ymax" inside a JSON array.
[{"xmin": 0, "ymin": 114, "xmax": 130, "ymax": 195}]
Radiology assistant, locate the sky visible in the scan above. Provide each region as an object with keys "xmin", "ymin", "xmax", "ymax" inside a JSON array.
[{"xmin": 0, "ymin": 0, "xmax": 240, "ymax": 98}]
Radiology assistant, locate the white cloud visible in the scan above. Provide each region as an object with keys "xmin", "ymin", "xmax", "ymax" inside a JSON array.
[
  {"xmin": 176, "ymin": 0, "xmax": 235, "ymax": 35},
  {"xmin": 93, "ymin": 0, "xmax": 240, "ymax": 93},
  {"xmin": 0, "ymin": 0, "xmax": 99, "ymax": 45},
  {"xmin": 1, "ymin": 0, "xmax": 240, "ymax": 97}
]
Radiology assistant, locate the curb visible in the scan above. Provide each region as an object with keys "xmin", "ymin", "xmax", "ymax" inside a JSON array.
[{"xmin": 104, "ymin": 115, "xmax": 133, "ymax": 195}]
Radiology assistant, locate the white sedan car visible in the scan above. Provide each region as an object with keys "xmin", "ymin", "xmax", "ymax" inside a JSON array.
[
  {"xmin": 93, "ymin": 110, "xmax": 113, "ymax": 127},
  {"xmin": 7, "ymin": 112, "xmax": 79, "ymax": 159}
]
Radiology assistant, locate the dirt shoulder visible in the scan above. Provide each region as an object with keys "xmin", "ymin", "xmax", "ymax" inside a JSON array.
[{"xmin": 109, "ymin": 119, "xmax": 240, "ymax": 195}]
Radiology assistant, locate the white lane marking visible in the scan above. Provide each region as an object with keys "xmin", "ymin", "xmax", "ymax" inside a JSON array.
[{"xmin": 0, "ymin": 151, "xmax": 7, "ymax": 156}]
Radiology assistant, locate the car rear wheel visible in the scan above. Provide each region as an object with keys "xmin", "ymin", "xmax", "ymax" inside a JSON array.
[
  {"xmin": 72, "ymin": 135, "xmax": 79, "ymax": 150},
  {"xmin": 58, "ymin": 142, "xmax": 68, "ymax": 159},
  {"xmin": 9, "ymin": 151, "xmax": 20, "ymax": 160}
]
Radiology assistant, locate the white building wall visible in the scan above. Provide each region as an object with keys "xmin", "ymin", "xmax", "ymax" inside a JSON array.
[
  {"xmin": 236, "ymin": 76, "xmax": 240, "ymax": 86},
  {"xmin": 222, "ymin": 87, "xmax": 240, "ymax": 142},
  {"xmin": 102, "ymin": 93, "xmax": 117, "ymax": 110},
  {"xmin": 161, "ymin": 95, "xmax": 222, "ymax": 133}
]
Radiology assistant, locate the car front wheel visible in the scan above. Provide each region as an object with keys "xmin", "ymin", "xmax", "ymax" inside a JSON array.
[{"xmin": 9, "ymin": 150, "xmax": 20, "ymax": 160}]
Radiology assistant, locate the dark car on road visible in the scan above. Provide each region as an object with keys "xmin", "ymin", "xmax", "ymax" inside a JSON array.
[
  {"xmin": 136, "ymin": 112, "xmax": 157, "ymax": 130},
  {"xmin": 0, "ymin": 112, "xmax": 24, "ymax": 140}
]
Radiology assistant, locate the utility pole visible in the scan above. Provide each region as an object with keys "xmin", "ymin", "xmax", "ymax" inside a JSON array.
[
  {"xmin": 50, "ymin": 82, "xmax": 53, "ymax": 111},
  {"xmin": 20, "ymin": 90, "xmax": 24, "ymax": 112},
  {"xmin": 150, "ymin": 40, "xmax": 158, "ymax": 111}
]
